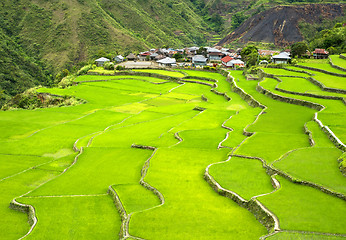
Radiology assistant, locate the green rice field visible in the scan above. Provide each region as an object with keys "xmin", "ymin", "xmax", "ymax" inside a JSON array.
[{"xmin": 1, "ymin": 61, "xmax": 345, "ymax": 239}]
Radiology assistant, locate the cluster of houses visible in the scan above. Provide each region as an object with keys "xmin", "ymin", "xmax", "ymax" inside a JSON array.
[
  {"xmin": 95, "ymin": 46, "xmax": 245, "ymax": 68},
  {"xmin": 95, "ymin": 46, "xmax": 330, "ymax": 68}
]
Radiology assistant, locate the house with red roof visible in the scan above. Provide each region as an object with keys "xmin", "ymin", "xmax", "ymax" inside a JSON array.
[
  {"xmin": 138, "ymin": 52, "xmax": 151, "ymax": 61},
  {"xmin": 313, "ymin": 49, "xmax": 329, "ymax": 59},
  {"xmin": 221, "ymin": 56, "xmax": 234, "ymax": 67}
]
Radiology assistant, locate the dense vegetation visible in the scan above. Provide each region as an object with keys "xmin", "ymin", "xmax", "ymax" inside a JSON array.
[{"xmin": 0, "ymin": 28, "xmax": 53, "ymax": 106}]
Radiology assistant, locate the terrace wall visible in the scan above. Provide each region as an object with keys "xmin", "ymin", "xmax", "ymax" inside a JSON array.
[
  {"xmin": 329, "ymin": 57, "xmax": 346, "ymax": 72},
  {"xmin": 295, "ymin": 65, "xmax": 346, "ymax": 77}
]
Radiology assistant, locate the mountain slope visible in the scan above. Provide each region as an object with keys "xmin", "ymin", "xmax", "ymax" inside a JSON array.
[
  {"xmin": 0, "ymin": 27, "xmax": 52, "ymax": 106},
  {"xmin": 0, "ymin": 0, "xmax": 209, "ymax": 71},
  {"xmin": 218, "ymin": 3, "xmax": 345, "ymax": 47}
]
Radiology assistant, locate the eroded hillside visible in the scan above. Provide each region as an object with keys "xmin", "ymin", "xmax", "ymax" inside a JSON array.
[{"xmin": 218, "ymin": 3, "xmax": 345, "ymax": 47}]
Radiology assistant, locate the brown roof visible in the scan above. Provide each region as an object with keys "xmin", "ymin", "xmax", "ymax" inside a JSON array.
[
  {"xmin": 126, "ymin": 53, "xmax": 136, "ymax": 59},
  {"xmin": 209, "ymin": 52, "xmax": 224, "ymax": 56},
  {"xmin": 258, "ymin": 50, "xmax": 280, "ymax": 56},
  {"xmin": 313, "ymin": 49, "xmax": 329, "ymax": 54}
]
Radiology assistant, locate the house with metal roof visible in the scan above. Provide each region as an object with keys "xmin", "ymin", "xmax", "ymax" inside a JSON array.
[
  {"xmin": 272, "ymin": 52, "xmax": 291, "ymax": 64},
  {"xmin": 208, "ymin": 48, "xmax": 224, "ymax": 61},
  {"xmin": 114, "ymin": 55, "xmax": 124, "ymax": 63},
  {"xmin": 95, "ymin": 57, "xmax": 110, "ymax": 66},
  {"xmin": 157, "ymin": 57, "xmax": 176, "ymax": 67},
  {"xmin": 192, "ymin": 55, "xmax": 207, "ymax": 66}
]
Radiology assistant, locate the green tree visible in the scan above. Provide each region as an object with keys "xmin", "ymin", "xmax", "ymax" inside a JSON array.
[
  {"xmin": 197, "ymin": 47, "xmax": 207, "ymax": 57},
  {"xmin": 241, "ymin": 45, "xmax": 258, "ymax": 66},
  {"xmin": 173, "ymin": 53, "xmax": 183, "ymax": 61},
  {"xmin": 291, "ymin": 42, "xmax": 308, "ymax": 58},
  {"xmin": 232, "ymin": 12, "xmax": 247, "ymax": 30}
]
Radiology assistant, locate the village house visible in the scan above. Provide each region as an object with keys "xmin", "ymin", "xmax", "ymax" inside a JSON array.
[
  {"xmin": 157, "ymin": 57, "xmax": 176, "ymax": 67},
  {"xmin": 272, "ymin": 52, "xmax": 291, "ymax": 64},
  {"xmin": 207, "ymin": 48, "xmax": 224, "ymax": 61},
  {"xmin": 258, "ymin": 49, "xmax": 280, "ymax": 56},
  {"xmin": 221, "ymin": 56, "xmax": 234, "ymax": 68},
  {"xmin": 187, "ymin": 46, "xmax": 199, "ymax": 55},
  {"xmin": 150, "ymin": 52, "xmax": 159, "ymax": 60},
  {"xmin": 155, "ymin": 54, "xmax": 166, "ymax": 61},
  {"xmin": 192, "ymin": 55, "xmax": 207, "ymax": 66},
  {"xmin": 114, "ymin": 55, "xmax": 124, "ymax": 63},
  {"xmin": 138, "ymin": 52, "xmax": 151, "ymax": 61},
  {"xmin": 230, "ymin": 59, "xmax": 245, "ymax": 68},
  {"xmin": 126, "ymin": 53, "xmax": 137, "ymax": 61},
  {"xmin": 229, "ymin": 52, "xmax": 241, "ymax": 59},
  {"xmin": 313, "ymin": 49, "xmax": 329, "ymax": 59},
  {"xmin": 95, "ymin": 57, "xmax": 110, "ymax": 66}
]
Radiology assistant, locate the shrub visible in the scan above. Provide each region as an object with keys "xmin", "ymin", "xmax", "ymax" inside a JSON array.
[
  {"xmin": 103, "ymin": 62, "xmax": 114, "ymax": 70},
  {"xmin": 77, "ymin": 64, "xmax": 94, "ymax": 75},
  {"xmin": 58, "ymin": 76, "xmax": 75, "ymax": 88},
  {"xmin": 115, "ymin": 65, "xmax": 126, "ymax": 71}
]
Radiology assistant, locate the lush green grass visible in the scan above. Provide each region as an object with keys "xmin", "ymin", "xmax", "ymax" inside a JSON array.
[
  {"xmin": 261, "ymin": 68, "xmax": 310, "ymax": 77},
  {"xmin": 129, "ymin": 148, "xmax": 267, "ymax": 239},
  {"xmin": 275, "ymin": 76, "xmax": 346, "ymax": 98},
  {"xmin": 299, "ymin": 60, "xmax": 346, "ymax": 75},
  {"xmin": 288, "ymin": 66, "xmax": 346, "ymax": 90},
  {"xmin": 209, "ymin": 156, "xmax": 274, "ymax": 200},
  {"xmin": 22, "ymin": 196, "xmax": 120, "ymax": 240},
  {"xmin": 274, "ymin": 147, "xmax": 346, "ymax": 194},
  {"xmin": 231, "ymin": 72, "xmax": 314, "ymax": 163},
  {"xmin": 330, "ymin": 55, "xmax": 346, "ymax": 69},
  {"xmin": 88, "ymin": 67, "xmax": 115, "ymax": 75},
  {"xmin": 112, "ymin": 184, "xmax": 160, "ymax": 213},
  {"xmin": 133, "ymin": 69, "xmax": 185, "ymax": 78},
  {"xmin": 268, "ymin": 231, "xmax": 346, "ymax": 240},
  {"xmin": 259, "ymin": 76, "xmax": 346, "ymax": 143},
  {"xmin": 306, "ymin": 121, "xmax": 336, "ymax": 148},
  {"xmin": 259, "ymin": 175, "xmax": 346, "ymax": 234}
]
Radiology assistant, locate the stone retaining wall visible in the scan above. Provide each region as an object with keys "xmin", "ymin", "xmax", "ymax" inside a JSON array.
[
  {"xmin": 307, "ymin": 76, "xmax": 346, "ymax": 94},
  {"xmin": 329, "ymin": 56, "xmax": 346, "ymax": 72},
  {"xmin": 231, "ymin": 154, "xmax": 346, "ymax": 201},
  {"xmin": 275, "ymin": 87, "xmax": 344, "ymax": 101},
  {"xmin": 304, "ymin": 122, "xmax": 315, "ymax": 147},
  {"xmin": 340, "ymin": 54, "xmax": 346, "ymax": 60},
  {"xmin": 182, "ymin": 76, "xmax": 217, "ymax": 82},
  {"xmin": 180, "ymin": 79, "xmax": 215, "ymax": 87},
  {"xmin": 295, "ymin": 65, "xmax": 346, "ymax": 77},
  {"xmin": 108, "ymin": 186, "xmax": 128, "ymax": 239},
  {"xmin": 226, "ymin": 75, "xmax": 265, "ymax": 109},
  {"xmin": 10, "ymin": 199, "xmax": 37, "ymax": 227},
  {"xmin": 256, "ymin": 83, "xmax": 324, "ymax": 111},
  {"xmin": 204, "ymin": 166, "xmax": 277, "ymax": 232},
  {"xmin": 210, "ymin": 89, "xmax": 231, "ymax": 101},
  {"xmin": 313, "ymin": 113, "xmax": 346, "ymax": 151}
]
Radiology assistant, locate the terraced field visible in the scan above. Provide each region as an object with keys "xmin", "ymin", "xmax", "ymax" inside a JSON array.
[{"xmin": 1, "ymin": 58, "xmax": 345, "ymax": 239}]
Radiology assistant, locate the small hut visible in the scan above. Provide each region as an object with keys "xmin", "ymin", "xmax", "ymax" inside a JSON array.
[{"xmin": 126, "ymin": 53, "xmax": 137, "ymax": 61}]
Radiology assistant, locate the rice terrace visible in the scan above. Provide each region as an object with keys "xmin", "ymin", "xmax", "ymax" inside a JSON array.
[{"xmin": 1, "ymin": 57, "xmax": 346, "ymax": 240}]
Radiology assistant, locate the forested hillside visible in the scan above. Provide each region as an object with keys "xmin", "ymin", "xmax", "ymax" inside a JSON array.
[{"xmin": 0, "ymin": 28, "xmax": 53, "ymax": 106}]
